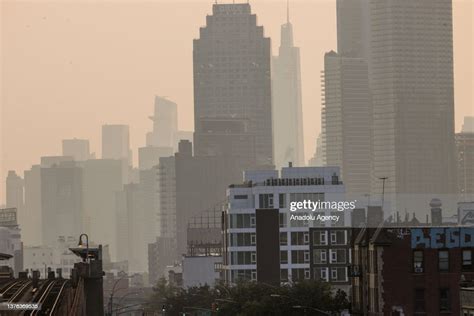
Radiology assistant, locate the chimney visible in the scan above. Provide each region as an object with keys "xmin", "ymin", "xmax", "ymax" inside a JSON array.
[{"xmin": 430, "ymin": 198, "xmax": 443, "ymax": 225}]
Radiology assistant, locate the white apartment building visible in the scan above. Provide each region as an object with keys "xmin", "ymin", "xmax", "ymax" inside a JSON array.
[{"xmin": 223, "ymin": 166, "xmax": 350, "ymax": 285}]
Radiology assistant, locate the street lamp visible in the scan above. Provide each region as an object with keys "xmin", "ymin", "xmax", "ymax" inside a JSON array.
[{"xmin": 77, "ymin": 233, "xmax": 89, "ymax": 262}]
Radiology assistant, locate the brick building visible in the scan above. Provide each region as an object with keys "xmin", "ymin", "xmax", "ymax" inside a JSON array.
[
  {"xmin": 351, "ymin": 227, "xmax": 474, "ymax": 315},
  {"xmin": 310, "ymin": 227, "xmax": 351, "ymax": 293}
]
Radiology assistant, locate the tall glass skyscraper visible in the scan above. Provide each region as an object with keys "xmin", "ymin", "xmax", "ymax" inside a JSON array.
[
  {"xmin": 272, "ymin": 7, "xmax": 304, "ymax": 169},
  {"xmin": 369, "ymin": 0, "xmax": 457, "ymax": 198},
  {"xmin": 193, "ymin": 3, "xmax": 273, "ymax": 168}
]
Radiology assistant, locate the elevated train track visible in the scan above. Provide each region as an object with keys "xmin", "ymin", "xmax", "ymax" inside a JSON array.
[{"xmin": 0, "ymin": 279, "xmax": 69, "ymax": 316}]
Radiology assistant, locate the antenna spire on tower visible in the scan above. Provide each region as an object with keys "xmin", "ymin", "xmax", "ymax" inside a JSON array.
[{"xmin": 287, "ymin": 0, "xmax": 290, "ymax": 23}]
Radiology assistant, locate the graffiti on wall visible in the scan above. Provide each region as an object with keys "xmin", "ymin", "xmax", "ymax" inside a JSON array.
[{"xmin": 411, "ymin": 227, "xmax": 474, "ymax": 249}]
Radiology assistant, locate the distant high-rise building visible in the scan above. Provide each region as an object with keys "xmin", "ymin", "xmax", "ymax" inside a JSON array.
[
  {"xmin": 193, "ymin": 3, "xmax": 273, "ymax": 168},
  {"xmin": 174, "ymin": 140, "xmax": 243, "ymax": 257},
  {"xmin": 62, "ymin": 138, "xmax": 92, "ymax": 161},
  {"xmin": 462, "ymin": 116, "xmax": 474, "ymax": 133},
  {"xmin": 174, "ymin": 131, "xmax": 193, "ymax": 150},
  {"xmin": 336, "ymin": 0, "xmax": 369, "ymax": 59},
  {"xmin": 157, "ymin": 156, "xmax": 176, "ymax": 240},
  {"xmin": 115, "ymin": 182, "xmax": 149, "ymax": 273},
  {"xmin": 82, "ymin": 159, "xmax": 123, "ymax": 260},
  {"xmin": 321, "ymin": 51, "xmax": 371, "ymax": 194},
  {"xmin": 40, "ymin": 160, "xmax": 83, "ymax": 247},
  {"xmin": 138, "ymin": 146, "xmax": 173, "ymax": 170},
  {"xmin": 5, "ymin": 171, "xmax": 25, "ymax": 249},
  {"xmin": 24, "ymin": 165, "xmax": 42, "ymax": 245},
  {"xmin": 369, "ymin": 0, "xmax": 457, "ymax": 201},
  {"xmin": 102, "ymin": 124, "xmax": 131, "ymax": 162},
  {"xmin": 456, "ymin": 117, "xmax": 474, "ymax": 196},
  {"xmin": 102, "ymin": 124, "xmax": 131, "ymax": 184},
  {"xmin": 146, "ymin": 96, "xmax": 178, "ymax": 149},
  {"xmin": 171, "ymin": 3, "xmax": 274, "ymax": 259},
  {"xmin": 6, "ymin": 170, "xmax": 24, "ymax": 212},
  {"xmin": 272, "ymin": 6, "xmax": 304, "ymax": 168},
  {"xmin": 40, "ymin": 156, "xmax": 74, "ymax": 168},
  {"xmin": 308, "ymin": 133, "xmax": 324, "ymax": 167},
  {"xmin": 115, "ymin": 164, "xmax": 160, "ymax": 273}
]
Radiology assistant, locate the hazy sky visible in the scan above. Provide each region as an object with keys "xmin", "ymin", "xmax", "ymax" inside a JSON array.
[{"xmin": 1, "ymin": 0, "xmax": 473, "ymax": 203}]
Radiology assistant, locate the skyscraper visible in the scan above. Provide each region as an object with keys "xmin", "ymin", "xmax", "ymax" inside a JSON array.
[
  {"xmin": 5, "ymin": 171, "xmax": 25, "ymax": 248},
  {"xmin": 456, "ymin": 117, "xmax": 474, "ymax": 196},
  {"xmin": 62, "ymin": 138, "xmax": 92, "ymax": 161},
  {"xmin": 82, "ymin": 159, "xmax": 122, "ymax": 260},
  {"xmin": 369, "ymin": 0, "xmax": 457, "ymax": 201},
  {"xmin": 272, "ymin": 5, "xmax": 304, "ymax": 169},
  {"xmin": 24, "ymin": 165, "xmax": 42, "ymax": 245},
  {"xmin": 170, "ymin": 2, "xmax": 274, "ymax": 258},
  {"xmin": 102, "ymin": 124, "xmax": 131, "ymax": 184},
  {"xmin": 321, "ymin": 51, "xmax": 371, "ymax": 195},
  {"xmin": 336, "ymin": 0, "xmax": 369, "ymax": 59},
  {"xmin": 193, "ymin": 3, "xmax": 273, "ymax": 168},
  {"xmin": 102, "ymin": 124, "xmax": 131, "ymax": 162},
  {"xmin": 146, "ymin": 96, "xmax": 178, "ymax": 149},
  {"xmin": 40, "ymin": 160, "xmax": 83, "ymax": 246},
  {"xmin": 139, "ymin": 96, "xmax": 177, "ymax": 170},
  {"xmin": 6, "ymin": 170, "xmax": 24, "ymax": 212}
]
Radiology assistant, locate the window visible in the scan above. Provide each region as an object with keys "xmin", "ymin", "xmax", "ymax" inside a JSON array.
[
  {"xmin": 330, "ymin": 249, "xmax": 347, "ymax": 264},
  {"xmin": 439, "ymin": 288, "xmax": 450, "ymax": 311},
  {"xmin": 291, "ymin": 268, "xmax": 306, "ymax": 282},
  {"xmin": 413, "ymin": 251, "xmax": 424, "ymax": 273},
  {"xmin": 303, "ymin": 233, "xmax": 309, "ymax": 244},
  {"xmin": 231, "ymin": 252, "xmax": 254, "ymax": 265},
  {"xmin": 280, "ymin": 269, "xmax": 288, "ymax": 282},
  {"xmin": 291, "ymin": 250, "xmax": 306, "ymax": 264},
  {"xmin": 251, "ymin": 270, "xmax": 257, "ymax": 281},
  {"xmin": 250, "ymin": 215, "xmax": 256, "ymax": 227},
  {"xmin": 313, "ymin": 249, "xmax": 327, "ymax": 264},
  {"xmin": 250, "ymin": 234, "xmax": 256, "ymax": 246},
  {"xmin": 438, "ymin": 250, "xmax": 449, "ymax": 271},
  {"xmin": 462, "ymin": 250, "xmax": 472, "ymax": 269},
  {"xmin": 291, "ymin": 232, "xmax": 308, "ymax": 245},
  {"xmin": 280, "ymin": 232, "xmax": 288, "ymax": 246},
  {"xmin": 314, "ymin": 267, "xmax": 328, "ymax": 281},
  {"xmin": 414, "ymin": 289, "xmax": 425, "ymax": 313},
  {"xmin": 230, "ymin": 233, "xmax": 253, "ymax": 246},
  {"xmin": 230, "ymin": 214, "xmax": 254, "ymax": 228},
  {"xmin": 304, "ymin": 269, "xmax": 310, "ymax": 280},
  {"xmin": 330, "ymin": 230, "xmax": 346, "ymax": 245},
  {"xmin": 313, "ymin": 231, "xmax": 328, "ymax": 245},
  {"xmin": 289, "ymin": 193, "xmax": 324, "ymax": 204},
  {"xmin": 279, "ymin": 193, "xmax": 286, "ymax": 208},
  {"xmin": 279, "ymin": 213, "xmax": 286, "ymax": 227},
  {"xmin": 280, "ymin": 251, "xmax": 288, "ymax": 264},
  {"xmin": 259, "ymin": 194, "xmax": 274, "ymax": 209},
  {"xmin": 234, "ymin": 195, "xmax": 248, "ymax": 199},
  {"xmin": 304, "ymin": 251, "xmax": 310, "ymax": 263},
  {"xmin": 331, "ymin": 267, "xmax": 347, "ymax": 282},
  {"xmin": 251, "ymin": 252, "xmax": 256, "ymax": 264}
]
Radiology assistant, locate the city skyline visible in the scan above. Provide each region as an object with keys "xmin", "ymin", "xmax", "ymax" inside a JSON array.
[
  {"xmin": 0, "ymin": 1, "xmax": 473, "ymax": 314},
  {"xmin": 1, "ymin": 0, "xmax": 473, "ymax": 203}
]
